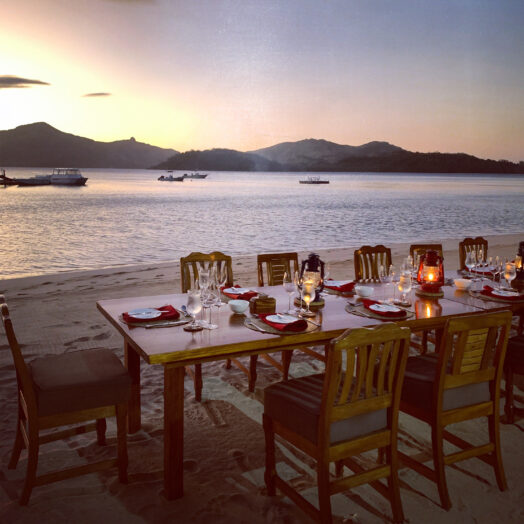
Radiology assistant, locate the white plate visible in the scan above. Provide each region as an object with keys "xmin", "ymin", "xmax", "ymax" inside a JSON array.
[
  {"xmin": 491, "ymin": 289, "xmax": 519, "ymax": 297},
  {"xmin": 369, "ymin": 304, "xmax": 401, "ymax": 313},
  {"xmin": 223, "ymin": 287, "xmax": 251, "ymax": 294},
  {"xmin": 325, "ymin": 280, "xmax": 352, "ymax": 287},
  {"xmin": 127, "ymin": 308, "xmax": 162, "ymax": 319},
  {"xmin": 266, "ymin": 314, "xmax": 297, "ymax": 324}
]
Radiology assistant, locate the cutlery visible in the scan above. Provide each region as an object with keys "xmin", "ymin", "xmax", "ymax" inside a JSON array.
[
  {"xmin": 299, "ymin": 316, "xmax": 321, "ymax": 327},
  {"xmin": 145, "ymin": 320, "xmax": 190, "ymax": 329}
]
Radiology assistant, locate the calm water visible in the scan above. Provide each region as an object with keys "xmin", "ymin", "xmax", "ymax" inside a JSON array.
[{"xmin": 1, "ymin": 169, "xmax": 523, "ymax": 278}]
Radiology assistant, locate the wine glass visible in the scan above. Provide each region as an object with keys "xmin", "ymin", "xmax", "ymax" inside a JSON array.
[
  {"xmin": 389, "ymin": 265, "xmax": 399, "ymax": 302},
  {"xmin": 283, "ymin": 271, "xmax": 295, "ymax": 314},
  {"xmin": 198, "ymin": 268, "xmax": 210, "ymax": 293},
  {"xmin": 215, "ymin": 264, "xmax": 228, "ymax": 306},
  {"xmin": 398, "ymin": 273, "xmax": 412, "ymax": 305},
  {"xmin": 301, "ymin": 281, "xmax": 316, "ymax": 317},
  {"xmin": 504, "ymin": 262, "xmax": 516, "ymax": 290},
  {"xmin": 293, "ymin": 271, "xmax": 304, "ymax": 313},
  {"xmin": 183, "ymin": 289, "xmax": 203, "ymax": 331},
  {"xmin": 202, "ymin": 281, "xmax": 219, "ymax": 329},
  {"xmin": 465, "ymin": 251, "xmax": 476, "ymax": 278},
  {"xmin": 494, "ymin": 256, "xmax": 503, "ymax": 289}
]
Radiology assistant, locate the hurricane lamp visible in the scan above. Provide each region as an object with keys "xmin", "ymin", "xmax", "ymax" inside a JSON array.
[
  {"xmin": 299, "ymin": 252, "xmax": 325, "ymax": 303},
  {"xmin": 416, "ymin": 249, "xmax": 444, "ymax": 297},
  {"xmin": 513, "ymin": 241, "xmax": 524, "ymax": 291}
]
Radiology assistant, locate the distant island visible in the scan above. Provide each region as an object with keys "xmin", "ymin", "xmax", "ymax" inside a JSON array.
[{"xmin": 1, "ymin": 122, "xmax": 523, "ymax": 174}]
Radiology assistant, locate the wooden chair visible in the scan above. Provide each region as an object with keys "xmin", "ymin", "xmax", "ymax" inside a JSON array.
[
  {"xmin": 180, "ymin": 251, "xmax": 234, "ymax": 401},
  {"xmin": 399, "ymin": 310, "xmax": 511, "ymax": 510},
  {"xmin": 257, "ymin": 252, "xmax": 299, "ymax": 287},
  {"xmin": 458, "ymin": 236, "xmax": 488, "ymax": 270},
  {"xmin": 263, "ymin": 323, "xmax": 410, "ymax": 523},
  {"xmin": 504, "ymin": 334, "xmax": 524, "ymax": 423},
  {"xmin": 0, "ymin": 296, "xmax": 130, "ymax": 505},
  {"xmin": 354, "ymin": 245, "xmax": 392, "ymax": 282}
]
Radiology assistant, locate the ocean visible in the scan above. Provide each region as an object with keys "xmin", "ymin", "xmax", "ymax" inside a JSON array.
[{"xmin": 1, "ymin": 169, "xmax": 523, "ymax": 278}]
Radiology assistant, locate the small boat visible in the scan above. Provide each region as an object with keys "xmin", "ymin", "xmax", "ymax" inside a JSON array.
[
  {"xmin": 183, "ymin": 172, "xmax": 208, "ymax": 179},
  {"xmin": 299, "ymin": 176, "xmax": 329, "ymax": 185},
  {"xmin": 48, "ymin": 168, "xmax": 87, "ymax": 186},
  {"xmin": 158, "ymin": 172, "xmax": 185, "ymax": 182}
]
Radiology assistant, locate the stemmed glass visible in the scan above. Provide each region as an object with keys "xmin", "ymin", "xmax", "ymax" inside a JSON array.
[
  {"xmin": 465, "ymin": 251, "xmax": 476, "ymax": 279},
  {"xmin": 283, "ymin": 271, "xmax": 295, "ymax": 314},
  {"xmin": 504, "ymin": 262, "xmax": 516, "ymax": 290},
  {"xmin": 389, "ymin": 265, "xmax": 399, "ymax": 303},
  {"xmin": 380, "ymin": 265, "xmax": 392, "ymax": 302},
  {"xmin": 293, "ymin": 271, "xmax": 304, "ymax": 314},
  {"xmin": 183, "ymin": 288, "xmax": 203, "ymax": 332},
  {"xmin": 494, "ymin": 256, "xmax": 503, "ymax": 289},
  {"xmin": 201, "ymin": 280, "xmax": 219, "ymax": 329},
  {"xmin": 215, "ymin": 264, "xmax": 228, "ymax": 306},
  {"xmin": 397, "ymin": 272, "xmax": 412, "ymax": 305},
  {"xmin": 301, "ymin": 280, "xmax": 316, "ymax": 317}
]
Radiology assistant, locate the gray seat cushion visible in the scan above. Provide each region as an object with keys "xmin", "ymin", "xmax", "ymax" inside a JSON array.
[
  {"xmin": 30, "ymin": 348, "xmax": 131, "ymax": 417},
  {"xmin": 264, "ymin": 373, "xmax": 387, "ymax": 445},
  {"xmin": 505, "ymin": 335, "xmax": 524, "ymax": 370},
  {"xmin": 401, "ymin": 355, "xmax": 490, "ymax": 413}
]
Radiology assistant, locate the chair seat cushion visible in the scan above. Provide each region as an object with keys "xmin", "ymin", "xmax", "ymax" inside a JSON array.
[
  {"xmin": 30, "ymin": 348, "xmax": 131, "ymax": 417},
  {"xmin": 264, "ymin": 374, "xmax": 387, "ymax": 445},
  {"xmin": 401, "ymin": 355, "xmax": 490, "ymax": 413},
  {"xmin": 505, "ymin": 335, "xmax": 524, "ymax": 371}
]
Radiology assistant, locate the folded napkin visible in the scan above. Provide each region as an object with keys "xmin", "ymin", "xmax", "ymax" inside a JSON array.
[
  {"xmin": 324, "ymin": 280, "xmax": 355, "ymax": 293},
  {"xmin": 361, "ymin": 299, "xmax": 407, "ymax": 318},
  {"xmin": 480, "ymin": 286, "xmax": 522, "ymax": 302},
  {"xmin": 259, "ymin": 314, "xmax": 308, "ymax": 332},
  {"xmin": 466, "ymin": 267, "xmax": 494, "ymax": 277},
  {"xmin": 123, "ymin": 305, "xmax": 180, "ymax": 324},
  {"xmin": 221, "ymin": 285, "xmax": 258, "ymax": 301}
]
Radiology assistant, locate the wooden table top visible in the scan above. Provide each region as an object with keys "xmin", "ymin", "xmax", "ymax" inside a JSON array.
[{"xmin": 97, "ymin": 284, "xmax": 492, "ymax": 366}]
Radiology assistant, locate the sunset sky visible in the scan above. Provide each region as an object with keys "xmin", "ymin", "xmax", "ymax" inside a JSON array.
[{"xmin": 2, "ymin": 0, "xmax": 523, "ymax": 161}]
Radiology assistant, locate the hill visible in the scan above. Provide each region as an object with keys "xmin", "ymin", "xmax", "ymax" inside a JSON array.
[
  {"xmin": 154, "ymin": 148, "xmax": 283, "ymax": 171},
  {"xmin": 251, "ymin": 138, "xmax": 404, "ymax": 169},
  {"xmin": 0, "ymin": 122, "xmax": 177, "ymax": 168}
]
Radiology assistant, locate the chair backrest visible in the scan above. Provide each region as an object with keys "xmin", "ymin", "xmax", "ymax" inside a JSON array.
[
  {"xmin": 0, "ymin": 298, "xmax": 37, "ymax": 413},
  {"xmin": 257, "ymin": 252, "xmax": 299, "ymax": 286},
  {"xmin": 354, "ymin": 245, "xmax": 392, "ymax": 282},
  {"xmin": 320, "ymin": 323, "xmax": 410, "ymax": 446},
  {"xmin": 435, "ymin": 310, "xmax": 511, "ymax": 407},
  {"xmin": 409, "ymin": 243, "xmax": 444, "ymax": 264},
  {"xmin": 180, "ymin": 251, "xmax": 233, "ymax": 293},
  {"xmin": 458, "ymin": 237, "xmax": 488, "ymax": 270}
]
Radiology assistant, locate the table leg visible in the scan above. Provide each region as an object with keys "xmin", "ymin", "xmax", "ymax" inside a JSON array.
[
  {"xmin": 124, "ymin": 340, "xmax": 141, "ymax": 433},
  {"xmin": 164, "ymin": 364, "xmax": 185, "ymax": 500}
]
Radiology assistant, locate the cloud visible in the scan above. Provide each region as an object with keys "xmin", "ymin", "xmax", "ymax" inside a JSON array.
[
  {"xmin": 83, "ymin": 92, "xmax": 112, "ymax": 97},
  {"xmin": 0, "ymin": 75, "xmax": 50, "ymax": 89}
]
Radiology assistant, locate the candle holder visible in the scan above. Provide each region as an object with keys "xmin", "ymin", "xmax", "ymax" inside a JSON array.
[
  {"xmin": 512, "ymin": 241, "xmax": 524, "ymax": 292},
  {"xmin": 415, "ymin": 249, "xmax": 445, "ymax": 298},
  {"xmin": 293, "ymin": 253, "xmax": 326, "ymax": 311}
]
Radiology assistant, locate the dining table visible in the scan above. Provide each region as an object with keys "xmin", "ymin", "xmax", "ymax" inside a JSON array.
[{"xmin": 96, "ymin": 281, "xmax": 518, "ymax": 500}]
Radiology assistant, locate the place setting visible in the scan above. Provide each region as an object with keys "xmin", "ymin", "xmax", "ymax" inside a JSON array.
[{"xmin": 120, "ymin": 305, "xmax": 192, "ymax": 329}]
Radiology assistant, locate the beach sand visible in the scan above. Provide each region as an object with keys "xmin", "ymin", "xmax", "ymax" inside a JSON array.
[{"xmin": 1, "ymin": 233, "xmax": 523, "ymax": 523}]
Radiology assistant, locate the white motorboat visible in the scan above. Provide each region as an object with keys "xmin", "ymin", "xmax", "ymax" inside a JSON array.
[
  {"xmin": 48, "ymin": 168, "xmax": 88, "ymax": 186},
  {"xmin": 299, "ymin": 176, "xmax": 329, "ymax": 184}
]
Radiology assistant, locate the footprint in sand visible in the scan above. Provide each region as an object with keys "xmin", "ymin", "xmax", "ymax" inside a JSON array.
[
  {"xmin": 228, "ymin": 448, "xmax": 249, "ymax": 471},
  {"xmin": 183, "ymin": 459, "xmax": 199, "ymax": 473},
  {"xmin": 93, "ymin": 331, "xmax": 111, "ymax": 341},
  {"xmin": 90, "ymin": 324, "xmax": 103, "ymax": 330},
  {"xmin": 64, "ymin": 336, "xmax": 90, "ymax": 347}
]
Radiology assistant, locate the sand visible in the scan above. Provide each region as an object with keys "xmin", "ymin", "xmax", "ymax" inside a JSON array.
[{"xmin": 1, "ymin": 233, "xmax": 523, "ymax": 523}]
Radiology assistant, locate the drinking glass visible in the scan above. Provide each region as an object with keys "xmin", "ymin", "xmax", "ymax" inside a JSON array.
[
  {"xmin": 389, "ymin": 265, "xmax": 399, "ymax": 302},
  {"xmin": 504, "ymin": 262, "xmax": 516, "ymax": 289},
  {"xmin": 294, "ymin": 271, "xmax": 304, "ymax": 313},
  {"xmin": 398, "ymin": 273, "xmax": 412, "ymax": 305},
  {"xmin": 494, "ymin": 256, "xmax": 503, "ymax": 289},
  {"xmin": 283, "ymin": 271, "xmax": 295, "ymax": 314},
  {"xmin": 465, "ymin": 251, "xmax": 476, "ymax": 279},
  {"xmin": 183, "ymin": 289, "xmax": 203, "ymax": 331},
  {"xmin": 301, "ymin": 281, "xmax": 316, "ymax": 317},
  {"xmin": 199, "ymin": 268, "xmax": 210, "ymax": 293},
  {"xmin": 215, "ymin": 264, "xmax": 228, "ymax": 306},
  {"xmin": 202, "ymin": 281, "xmax": 219, "ymax": 329}
]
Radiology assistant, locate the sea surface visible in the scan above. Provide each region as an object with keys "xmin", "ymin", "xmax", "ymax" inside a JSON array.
[{"xmin": 1, "ymin": 169, "xmax": 523, "ymax": 278}]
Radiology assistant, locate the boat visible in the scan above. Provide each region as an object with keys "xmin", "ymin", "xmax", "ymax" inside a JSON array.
[
  {"xmin": 183, "ymin": 172, "xmax": 208, "ymax": 179},
  {"xmin": 48, "ymin": 168, "xmax": 88, "ymax": 186},
  {"xmin": 158, "ymin": 172, "xmax": 185, "ymax": 182},
  {"xmin": 299, "ymin": 176, "xmax": 329, "ymax": 184}
]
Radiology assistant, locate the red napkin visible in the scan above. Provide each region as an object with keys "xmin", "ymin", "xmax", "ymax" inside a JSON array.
[
  {"xmin": 361, "ymin": 299, "xmax": 407, "ymax": 318},
  {"xmin": 324, "ymin": 280, "xmax": 355, "ymax": 293},
  {"xmin": 480, "ymin": 286, "xmax": 522, "ymax": 302},
  {"xmin": 221, "ymin": 285, "xmax": 258, "ymax": 301},
  {"xmin": 123, "ymin": 305, "xmax": 180, "ymax": 324},
  {"xmin": 259, "ymin": 314, "xmax": 308, "ymax": 332},
  {"xmin": 466, "ymin": 267, "xmax": 494, "ymax": 278}
]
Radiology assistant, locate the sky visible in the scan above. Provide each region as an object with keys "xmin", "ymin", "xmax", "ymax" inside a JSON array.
[{"xmin": 1, "ymin": 0, "xmax": 523, "ymax": 161}]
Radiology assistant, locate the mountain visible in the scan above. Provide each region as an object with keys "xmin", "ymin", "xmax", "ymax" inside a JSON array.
[
  {"xmin": 251, "ymin": 138, "xmax": 404, "ymax": 169},
  {"xmin": 0, "ymin": 122, "xmax": 177, "ymax": 168},
  {"xmin": 154, "ymin": 148, "xmax": 283, "ymax": 171}
]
